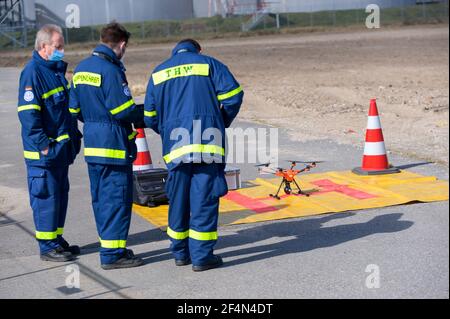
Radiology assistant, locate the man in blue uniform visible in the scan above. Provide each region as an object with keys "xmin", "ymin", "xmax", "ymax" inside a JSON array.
[
  {"xmin": 18, "ymin": 24, "xmax": 82, "ymax": 262},
  {"xmin": 144, "ymin": 39, "xmax": 244, "ymax": 271},
  {"xmin": 69, "ymin": 23, "xmax": 144, "ymax": 270}
]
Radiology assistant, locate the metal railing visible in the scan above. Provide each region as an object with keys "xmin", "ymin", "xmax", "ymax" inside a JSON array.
[
  {"xmin": 0, "ymin": 0, "xmax": 29, "ymax": 48},
  {"xmin": 1, "ymin": 1, "xmax": 449, "ymax": 50},
  {"xmin": 242, "ymin": 6, "xmax": 271, "ymax": 31}
]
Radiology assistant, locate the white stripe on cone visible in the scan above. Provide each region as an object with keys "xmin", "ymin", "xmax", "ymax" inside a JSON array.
[
  {"xmin": 363, "ymin": 142, "xmax": 387, "ymax": 156},
  {"xmin": 134, "ymin": 163, "xmax": 152, "ymax": 171},
  {"xmin": 133, "ymin": 129, "xmax": 153, "ymax": 172},
  {"xmin": 135, "ymin": 138, "xmax": 149, "ymax": 153},
  {"xmin": 367, "ymin": 116, "xmax": 382, "ymax": 129}
]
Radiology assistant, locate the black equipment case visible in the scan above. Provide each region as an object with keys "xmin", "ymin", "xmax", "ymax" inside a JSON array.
[{"xmin": 132, "ymin": 168, "xmax": 169, "ymax": 207}]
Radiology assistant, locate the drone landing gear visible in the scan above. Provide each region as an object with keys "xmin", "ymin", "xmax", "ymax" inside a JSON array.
[
  {"xmin": 270, "ymin": 180, "xmax": 284, "ymax": 200},
  {"xmin": 269, "ymin": 178, "xmax": 310, "ymax": 200},
  {"xmin": 293, "ymin": 179, "xmax": 310, "ymax": 197}
]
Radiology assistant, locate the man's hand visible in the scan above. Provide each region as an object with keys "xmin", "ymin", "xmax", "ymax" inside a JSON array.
[{"xmin": 41, "ymin": 147, "xmax": 49, "ymax": 156}]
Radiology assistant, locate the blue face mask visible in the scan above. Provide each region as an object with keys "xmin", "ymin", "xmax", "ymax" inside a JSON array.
[{"xmin": 49, "ymin": 49, "xmax": 65, "ymax": 61}]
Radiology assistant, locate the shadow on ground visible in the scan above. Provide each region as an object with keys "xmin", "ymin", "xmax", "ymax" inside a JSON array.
[{"xmin": 81, "ymin": 211, "xmax": 413, "ymax": 268}]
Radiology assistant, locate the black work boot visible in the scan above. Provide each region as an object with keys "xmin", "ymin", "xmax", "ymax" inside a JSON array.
[
  {"xmin": 59, "ymin": 237, "xmax": 81, "ymax": 255},
  {"xmin": 64, "ymin": 245, "xmax": 81, "ymax": 255},
  {"xmin": 60, "ymin": 242, "xmax": 81, "ymax": 255},
  {"xmin": 40, "ymin": 247, "xmax": 75, "ymax": 262},
  {"xmin": 175, "ymin": 257, "xmax": 191, "ymax": 266},
  {"xmin": 101, "ymin": 249, "xmax": 144, "ymax": 270},
  {"xmin": 192, "ymin": 255, "xmax": 223, "ymax": 272}
]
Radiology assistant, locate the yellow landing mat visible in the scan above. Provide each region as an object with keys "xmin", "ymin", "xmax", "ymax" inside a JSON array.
[{"xmin": 133, "ymin": 170, "xmax": 449, "ymax": 229}]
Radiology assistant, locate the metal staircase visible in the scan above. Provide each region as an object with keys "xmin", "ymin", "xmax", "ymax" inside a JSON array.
[
  {"xmin": 241, "ymin": 6, "xmax": 270, "ymax": 32},
  {"xmin": 242, "ymin": 8, "xmax": 270, "ymax": 32},
  {"xmin": 0, "ymin": 0, "xmax": 28, "ymax": 48}
]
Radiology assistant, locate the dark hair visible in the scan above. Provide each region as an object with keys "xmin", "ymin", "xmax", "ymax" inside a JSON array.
[
  {"xmin": 178, "ymin": 39, "xmax": 201, "ymax": 52},
  {"xmin": 101, "ymin": 22, "xmax": 131, "ymax": 46}
]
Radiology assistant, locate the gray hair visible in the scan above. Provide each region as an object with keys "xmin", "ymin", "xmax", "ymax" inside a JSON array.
[{"xmin": 34, "ymin": 24, "xmax": 63, "ymax": 51}]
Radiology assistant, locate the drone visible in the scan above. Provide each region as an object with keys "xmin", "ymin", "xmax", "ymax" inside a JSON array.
[{"xmin": 256, "ymin": 160, "xmax": 323, "ymax": 200}]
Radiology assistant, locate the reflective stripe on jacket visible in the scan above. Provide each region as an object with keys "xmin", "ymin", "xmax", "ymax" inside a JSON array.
[
  {"xmin": 69, "ymin": 44, "xmax": 143, "ymax": 166},
  {"xmin": 144, "ymin": 41, "xmax": 244, "ymax": 170},
  {"xmin": 18, "ymin": 51, "xmax": 81, "ymax": 167}
]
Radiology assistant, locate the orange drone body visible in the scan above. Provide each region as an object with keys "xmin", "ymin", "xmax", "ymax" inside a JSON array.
[
  {"xmin": 275, "ymin": 169, "xmax": 303, "ymax": 182},
  {"xmin": 257, "ymin": 161, "xmax": 319, "ymax": 200}
]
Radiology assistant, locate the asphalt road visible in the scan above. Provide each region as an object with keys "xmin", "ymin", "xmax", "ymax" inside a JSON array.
[{"xmin": 0, "ymin": 67, "xmax": 448, "ymax": 299}]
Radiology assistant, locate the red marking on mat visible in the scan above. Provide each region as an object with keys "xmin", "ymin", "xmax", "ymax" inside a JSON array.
[
  {"xmin": 311, "ymin": 179, "xmax": 377, "ymax": 199},
  {"xmin": 254, "ymin": 179, "xmax": 377, "ymax": 201},
  {"xmin": 224, "ymin": 192, "xmax": 280, "ymax": 214},
  {"xmin": 227, "ymin": 179, "xmax": 376, "ymax": 210}
]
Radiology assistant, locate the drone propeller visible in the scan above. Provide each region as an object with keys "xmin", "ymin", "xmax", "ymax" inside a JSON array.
[
  {"xmin": 255, "ymin": 163, "xmax": 285, "ymax": 170},
  {"xmin": 286, "ymin": 160, "xmax": 325, "ymax": 164},
  {"xmin": 255, "ymin": 163, "xmax": 272, "ymax": 168},
  {"xmin": 256, "ymin": 164, "xmax": 280, "ymax": 175}
]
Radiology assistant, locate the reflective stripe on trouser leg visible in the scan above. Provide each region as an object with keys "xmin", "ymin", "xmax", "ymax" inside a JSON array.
[
  {"xmin": 87, "ymin": 164, "xmax": 133, "ymax": 265},
  {"xmin": 167, "ymin": 165, "xmax": 192, "ymax": 260},
  {"xmin": 189, "ymin": 163, "xmax": 224, "ymax": 266},
  {"xmin": 27, "ymin": 166, "xmax": 66, "ymax": 254}
]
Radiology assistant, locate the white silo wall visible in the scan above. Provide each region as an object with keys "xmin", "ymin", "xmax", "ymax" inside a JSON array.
[
  {"xmin": 34, "ymin": 0, "xmax": 194, "ymax": 27},
  {"xmin": 23, "ymin": 0, "xmax": 37, "ymax": 22},
  {"xmin": 193, "ymin": 0, "xmax": 420, "ymax": 17},
  {"xmin": 193, "ymin": 0, "xmax": 209, "ymax": 17},
  {"xmin": 30, "ymin": 0, "xmax": 434, "ymax": 25},
  {"xmin": 275, "ymin": 0, "xmax": 418, "ymax": 13}
]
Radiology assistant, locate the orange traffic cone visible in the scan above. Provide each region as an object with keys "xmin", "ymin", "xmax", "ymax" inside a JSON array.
[
  {"xmin": 133, "ymin": 128, "xmax": 153, "ymax": 171},
  {"xmin": 352, "ymin": 99, "xmax": 400, "ymax": 175}
]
